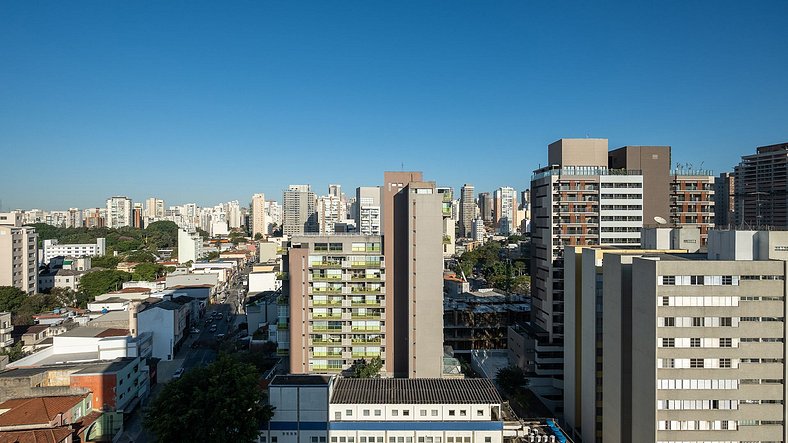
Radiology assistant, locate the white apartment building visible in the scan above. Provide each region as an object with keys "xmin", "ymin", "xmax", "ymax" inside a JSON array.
[
  {"xmin": 265, "ymin": 200, "xmax": 283, "ymax": 234},
  {"xmin": 356, "ymin": 187, "xmax": 381, "ymax": 236},
  {"xmin": 252, "ymin": 193, "xmax": 268, "ymax": 238},
  {"xmin": 261, "ymin": 376, "xmax": 515, "ymax": 443},
  {"xmin": 0, "ymin": 213, "xmax": 38, "ymax": 294},
  {"xmin": 493, "ymin": 187, "xmax": 517, "ymax": 235},
  {"xmin": 41, "ymin": 237, "xmax": 106, "ymax": 264},
  {"xmin": 564, "ymin": 229, "xmax": 788, "ymax": 443},
  {"xmin": 0, "ymin": 312, "xmax": 12, "ymax": 348},
  {"xmin": 144, "ymin": 198, "xmax": 165, "ymax": 224},
  {"xmin": 317, "ymin": 194, "xmax": 344, "ymax": 235},
  {"xmin": 177, "ymin": 228, "xmax": 203, "ymax": 264},
  {"xmin": 472, "ymin": 218, "xmax": 486, "ymax": 242},
  {"xmin": 66, "ymin": 208, "xmax": 83, "ymax": 228},
  {"xmin": 106, "ymin": 196, "xmax": 133, "ymax": 228}
]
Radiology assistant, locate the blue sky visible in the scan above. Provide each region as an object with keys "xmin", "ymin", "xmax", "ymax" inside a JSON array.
[{"xmin": 1, "ymin": 1, "xmax": 786, "ymax": 210}]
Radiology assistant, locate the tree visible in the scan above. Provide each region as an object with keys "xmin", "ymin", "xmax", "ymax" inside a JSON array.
[
  {"xmin": 254, "ymin": 233, "xmax": 264, "ymax": 241},
  {"xmin": 495, "ymin": 365, "xmax": 528, "ymax": 393},
  {"xmin": 50, "ymin": 287, "xmax": 77, "ymax": 308},
  {"xmin": 144, "ymin": 221, "xmax": 179, "ymax": 249},
  {"xmin": 13, "ymin": 294, "xmax": 60, "ymax": 325},
  {"xmin": 90, "ymin": 254, "xmax": 121, "ymax": 269},
  {"xmin": 351, "ymin": 357, "xmax": 383, "ymax": 378},
  {"xmin": 78, "ymin": 270, "xmax": 132, "ymax": 299},
  {"xmin": 0, "ymin": 286, "xmax": 27, "ymax": 313},
  {"xmin": 132, "ymin": 263, "xmax": 166, "ymax": 281},
  {"xmin": 144, "ymin": 355, "xmax": 274, "ymax": 442},
  {"xmin": 0, "ymin": 342, "xmax": 26, "ymax": 362},
  {"xmin": 123, "ymin": 250, "xmax": 157, "ymax": 263}
]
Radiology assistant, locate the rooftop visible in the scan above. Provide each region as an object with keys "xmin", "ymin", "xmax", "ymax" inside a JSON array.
[
  {"xmin": 0, "ymin": 394, "xmax": 87, "ymax": 427},
  {"xmin": 0, "ymin": 426, "xmax": 73, "ymax": 443},
  {"xmin": 330, "ymin": 378, "xmax": 502, "ymax": 404},
  {"xmin": 71, "ymin": 357, "xmax": 136, "ymax": 376},
  {"xmin": 270, "ymin": 375, "xmax": 333, "ymax": 386},
  {"xmin": 58, "ymin": 327, "xmax": 128, "ymax": 338}
]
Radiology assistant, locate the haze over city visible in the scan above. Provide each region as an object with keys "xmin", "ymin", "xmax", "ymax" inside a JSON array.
[{"xmin": 2, "ymin": 1, "xmax": 788, "ymax": 209}]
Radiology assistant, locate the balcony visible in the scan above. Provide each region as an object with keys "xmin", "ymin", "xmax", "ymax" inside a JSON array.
[
  {"xmin": 312, "ymin": 298, "xmax": 343, "ymax": 307},
  {"xmin": 351, "ymin": 313, "xmax": 382, "ymax": 320},
  {"xmin": 311, "ymin": 276, "xmax": 342, "ymax": 282},
  {"xmin": 312, "ymin": 325, "xmax": 343, "ymax": 333},
  {"xmin": 350, "ymin": 289, "xmax": 383, "ymax": 295},
  {"xmin": 351, "ymin": 325, "xmax": 381, "ymax": 332},
  {"xmin": 312, "ymin": 313, "xmax": 342, "ymax": 320},
  {"xmin": 352, "ymin": 351, "xmax": 382, "ymax": 358},
  {"xmin": 351, "ymin": 337, "xmax": 382, "ymax": 345},
  {"xmin": 351, "ymin": 300, "xmax": 382, "ymax": 307},
  {"xmin": 311, "ymin": 262, "xmax": 343, "ymax": 269},
  {"xmin": 311, "ymin": 337, "xmax": 342, "ymax": 346}
]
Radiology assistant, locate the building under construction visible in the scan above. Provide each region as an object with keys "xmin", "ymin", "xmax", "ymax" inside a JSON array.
[{"xmin": 444, "ymin": 288, "xmax": 530, "ymax": 353}]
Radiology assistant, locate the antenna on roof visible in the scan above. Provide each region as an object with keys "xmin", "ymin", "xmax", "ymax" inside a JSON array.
[{"xmin": 401, "ymin": 162, "xmax": 404, "ymax": 171}]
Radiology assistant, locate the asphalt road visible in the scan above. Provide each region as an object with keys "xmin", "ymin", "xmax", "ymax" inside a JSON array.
[{"xmin": 118, "ymin": 263, "xmax": 252, "ymax": 442}]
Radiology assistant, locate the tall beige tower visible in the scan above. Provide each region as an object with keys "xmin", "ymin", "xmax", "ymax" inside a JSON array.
[{"xmin": 252, "ymin": 193, "xmax": 267, "ymax": 239}]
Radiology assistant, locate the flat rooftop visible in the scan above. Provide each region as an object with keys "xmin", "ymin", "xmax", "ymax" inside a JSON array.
[
  {"xmin": 270, "ymin": 375, "xmax": 333, "ymax": 386},
  {"xmin": 58, "ymin": 327, "xmax": 128, "ymax": 338},
  {"xmin": 331, "ymin": 378, "xmax": 502, "ymax": 405}
]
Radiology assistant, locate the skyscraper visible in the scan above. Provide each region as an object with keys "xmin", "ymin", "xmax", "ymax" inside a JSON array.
[
  {"xmin": 0, "ymin": 212, "xmax": 38, "ymax": 294},
  {"xmin": 714, "ymin": 172, "xmax": 735, "ymax": 228},
  {"xmin": 383, "ymin": 172, "xmax": 444, "ymax": 378},
  {"xmin": 106, "ymin": 196, "xmax": 133, "ymax": 228},
  {"xmin": 669, "ymin": 168, "xmax": 715, "ymax": 246},
  {"xmin": 459, "ymin": 184, "xmax": 475, "ymax": 238},
  {"xmin": 132, "ymin": 203, "xmax": 144, "ymax": 228},
  {"xmin": 144, "ymin": 198, "xmax": 165, "ymax": 224},
  {"xmin": 355, "ymin": 186, "xmax": 381, "ymax": 236},
  {"xmin": 734, "ymin": 142, "xmax": 788, "ymax": 228},
  {"xmin": 478, "ymin": 192, "xmax": 493, "ymax": 222},
  {"xmin": 283, "ymin": 185, "xmax": 317, "ymax": 236},
  {"xmin": 493, "ymin": 186, "xmax": 517, "ymax": 235},
  {"xmin": 251, "ymin": 193, "xmax": 267, "ymax": 238}
]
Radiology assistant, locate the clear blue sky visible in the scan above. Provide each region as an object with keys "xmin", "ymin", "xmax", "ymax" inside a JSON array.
[{"xmin": 1, "ymin": 1, "xmax": 786, "ymax": 210}]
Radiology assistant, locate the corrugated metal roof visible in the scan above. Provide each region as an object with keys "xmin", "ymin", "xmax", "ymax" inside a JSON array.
[{"xmin": 330, "ymin": 378, "xmax": 502, "ymax": 404}]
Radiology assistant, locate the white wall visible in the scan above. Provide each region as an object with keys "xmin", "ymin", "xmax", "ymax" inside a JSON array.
[{"xmin": 137, "ymin": 308, "xmax": 176, "ymax": 360}]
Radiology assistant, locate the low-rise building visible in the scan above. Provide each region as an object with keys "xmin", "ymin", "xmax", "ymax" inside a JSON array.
[
  {"xmin": 69, "ymin": 357, "xmax": 149, "ymax": 413},
  {"xmin": 260, "ymin": 375, "xmax": 569, "ymax": 443},
  {"xmin": 137, "ymin": 300, "xmax": 187, "ymax": 360},
  {"xmin": 0, "ymin": 394, "xmax": 93, "ymax": 439},
  {"xmin": 0, "ymin": 312, "xmax": 11, "ymax": 348},
  {"xmin": 41, "ymin": 238, "xmax": 106, "ymax": 264}
]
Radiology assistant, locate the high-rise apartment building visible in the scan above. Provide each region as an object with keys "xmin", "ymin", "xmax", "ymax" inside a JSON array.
[
  {"xmin": 265, "ymin": 200, "xmax": 283, "ymax": 234},
  {"xmin": 565, "ymin": 230, "xmax": 788, "ymax": 443},
  {"xmin": 531, "ymin": 139, "xmax": 645, "ymax": 344},
  {"xmin": 493, "ymin": 187, "xmax": 517, "ymax": 235},
  {"xmin": 608, "ymin": 145, "xmax": 671, "ymax": 224},
  {"xmin": 669, "ymin": 169, "xmax": 715, "ymax": 246},
  {"xmin": 106, "ymin": 196, "xmax": 133, "ymax": 228},
  {"xmin": 734, "ymin": 142, "xmax": 788, "ymax": 228},
  {"xmin": 478, "ymin": 192, "xmax": 493, "ymax": 222},
  {"xmin": 83, "ymin": 208, "xmax": 105, "ymax": 229},
  {"xmin": 288, "ymin": 235, "xmax": 385, "ymax": 375},
  {"xmin": 283, "ymin": 185, "xmax": 318, "ymax": 236},
  {"xmin": 459, "ymin": 184, "xmax": 475, "ymax": 238},
  {"xmin": 438, "ymin": 187, "xmax": 455, "ymax": 257},
  {"xmin": 177, "ymin": 228, "xmax": 203, "ymax": 264},
  {"xmin": 0, "ymin": 212, "xmax": 38, "ymax": 294},
  {"xmin": 252, "ymin": 193, "xmax": 267, "ymax": 239},
  {"xmin": 66, "ymin": 208, "xmax": 82, "ymax": 228},
  {"xmin": 132, "ymin": 203, "xmax": 144, "ymax": 228},
  {"xmin": 355, "ymin": 186, "xmax": 381, "ymax": 236},
  {"xmin": 714, "ymin": 172, "xmax": 735, "ymax": 228},
  {"xmin": 383, "ymin": 172, "xmax": 444, "ymax": 378},
  {"xmin": 144, "ymin": 198, "xmax": 165, "ymax": 224},
  {"xmin": 317, "ymin": 194, "xmax": 343, "ymax": 235}
]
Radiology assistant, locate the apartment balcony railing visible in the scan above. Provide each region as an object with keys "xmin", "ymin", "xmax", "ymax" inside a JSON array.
[
  {"xmin": 351, "ymin": 300, "xmax": 382, "ymax": 307},
  {"xmin": 311, "ymin": 276, "xmax": 342, "ymax": 282},
  {"xmin": 312, "ymin": 313, "xmax": 342, "ymax": 320},
  {"xmin": 312, "ymin": 325, "xmax": 343, "ymax": 332},
  {"xmin": 311, "ymin": 262, "xmax": 343, "ymax": 269},
  {"xmin": 351, "ymin": 313, "xmax": 382, "ymax": 320},
  {"xmin": 312, "ymin": 298, "xmax": 343, "ymax": 307},
  {"xmin": 351, "ymin": 326, "xmax": 381, "ymax": 332},
  {"xmin": 352, "ymin": 352, "xmax": 382, "ymax": 358},
  {"xmin": 311, "ymin": 338, "xmax": 342, "ymax": 346},
  {"xmin": 351, "ymin": 337, "xmax": 382, "ymax": 345}
]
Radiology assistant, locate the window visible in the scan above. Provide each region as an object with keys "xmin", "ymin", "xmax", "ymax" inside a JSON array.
[
  {"xmin": 363, "ymin": 409, "xmax": 370, "ymax": 416},
  {"xmin": 661, "ymin": 296, "xmax": 670, "ymax": 306},
  {"xmin": 662, "ymin": 276, "xmax": 676, "ymax": 285},
  {"xmin": 392, "ymin": 410, "xmax": 398, "ymax": 416},
  {"xmin": 374, "ymin": 410, "xmax": 381, "ymax": 416},
  {"xmin": 389, "ymin": 438, "xmax": 395, "ymax": 443},
  {"xmin": 692, "ymin": 317, "xmax": 704, "ymax": 327},
  {"xmin": 321, "ymin": 438, "xmax": 326, "ymax": 443},
  {"xmin": 261, "ymin": 438, "xmax": 267, "ymax": 443},
  {"xmin": 720, "ymin": 358, "xmax": 732, "ymax": 368},
  {"xmin": 459, "ymin": 410, "xmax": 467, "ymax": 416},
  {"xmin": 663, "ymin": 317, "xmax": 675, "ymax": 326},
  {"xmin": 431, "ymin": 409, "xmax": 438, "ymax": 416},
  {"xmin": 403, "ymin": 410, "xmax": 410, "ymax": 416},
  {"xmin": 485, "ymin": 438, "xmax": 491, "ymax": 443},
  {"xmin": 661, "ymin": 338, "xmax": 675, "ymax": 348},
  {"xmin": 346, "ymin": 410, "xmax": 353, "ymax": 416},
  {"xmin": 720, "ymin": 338, "xmax": 732, "ymax": 348},
  {"xmin": 721, "ymin": 317, "xmax": 732, "ymax": 327},
  {"xmin": 477, "ymin": 409, "xmax": 484, "ymax": 416},
  {"xmin": 449, "ymin": 410, "xmax": 455, "ymax": 416},
  {"xmin": 272, "ymin": 438, "xmax": 278, "ymax": 443},
  {"xmin": 690, "ymin": 338, "xmax": 701, "ymax": 348},
  {"xmin": 690, "ymin": 358, "xmax": 704, "ymax": 368},
  {"xmin": 420, "ymin": 410, "xmax": 427, "ymax": 416},
  {"xmin": 313, "ymin": 437, "xmax": 319, "ymax": 443}
]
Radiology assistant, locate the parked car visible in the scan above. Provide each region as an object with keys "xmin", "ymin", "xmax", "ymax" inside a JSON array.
[
  {"xmin": 216, "ymin": 333, "xmax": 226, "ymax": 339},
  {"xmin": 173, "ymin": 368, "xmax": 185, "ymax": 379},
  {"xmin": 190, "ymin": 327, "xmax": 200, "ymax": 334},
  {"xmin": 209, "ymin": 325, "xmax": 217, "ymax": 333}
]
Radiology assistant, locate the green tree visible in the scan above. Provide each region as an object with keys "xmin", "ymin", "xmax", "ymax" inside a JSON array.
[
  {"xmin": 254, "ymin": 233, "xmax": 264, "ymax": 241},
  {"xmin": 78, "ymin": 270, "xmax": 132, "ymax": 299},
  {"xmin": 123, "ymin": 250, "xmax": 157, "ymax": 263},
  {"xmin": 495, "ymin": 365, "xmax": 528, "ymax": 393},
  {"xmin": 351, "ymin": 357, "xmax": 383, "ymax": 378},
  {"xmin": 0, "ymin": 286, "xmax": 27, "ymax": 313},
  {"xmin": 0, "ymin": 342, "xmax": 27, "ymax": 362},
  {"xmin": 90, "ymin": 255, "xmax": 121, "ymax": 269},
  {"xmin": 50, "ymin": 287, "xmax": 78, "ymax": 308},
  {"xmin": 132, "ymin": 263, "xmax": 166, "ymax": 281},
  {"xmin": 144, "ymin": 355, "xmax": 274, "ymax": 443},
  {"xmin": 14, "ymin": 294, "xmax": 60, "ymax": 325},
  {"xmin": 144, "ymin": 221, "xmax": 179, "ymax": 249}
]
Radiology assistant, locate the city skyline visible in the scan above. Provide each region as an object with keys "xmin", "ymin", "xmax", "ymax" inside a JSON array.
[{"xmin": 2, "ymin": 2, "xmax": 787, "ymax": 208}]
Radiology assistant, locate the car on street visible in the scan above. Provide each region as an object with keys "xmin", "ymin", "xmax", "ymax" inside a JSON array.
[
  {"xmin": 209, "ymin": 325, "xmax": 217, "ymax": 333},
  {"xmin": 216, "ymin": 333, "xmax": 225, "ymax": 339},
  {"xmin": 190, "ymin": 327, "xmax": 200, "ymax": 334},
  {"xmin": 173, "ymin": 368, "xmax": 185, "ymax": 379}
]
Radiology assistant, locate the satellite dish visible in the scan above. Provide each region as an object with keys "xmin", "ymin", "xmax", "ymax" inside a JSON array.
[{"xmin": 654, "ymin": 216, "xmax": 668, "ymax": 225}]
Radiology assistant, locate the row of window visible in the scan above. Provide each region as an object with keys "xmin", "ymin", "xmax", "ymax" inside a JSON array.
[
  {"xmin": 601, "ymin": 182, "xmax": 642, "ymax": 188},
  {"xmin": 657, "ymin": 358, "xmax": 735, "ymax": 369},
  {"xmin": 658, "ymin": 296, "xmax": 739, "ymax": 307},
  {"xmin": 659, "ymin": 316, "xmax": 735, "ymax": 327},
  {"xmin": 658, "ymin": 420, "xmax": 735, "ymax": 431},
  {"xmin": 659, "ymin": 337, "xmax": 735, "ymax": 348},
  {"xmin": 658, "ymin": 379, "xmax": 738, "ymax": 390},
  {"xmin": 341, "ymin": 408, "xmax": 486, "ymax": 418},
  {"xmin": 659, "ymin": 275, "xmax": 739, "ymax": 286},
  {"xmin": 657, "ymin": 399, "xmax": 738, "ymax": 410}
]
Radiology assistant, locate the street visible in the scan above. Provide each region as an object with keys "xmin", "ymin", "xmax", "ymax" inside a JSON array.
[{"xmin": 117, "ymin": 262, "xmax": 251, "ymax": 443}]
